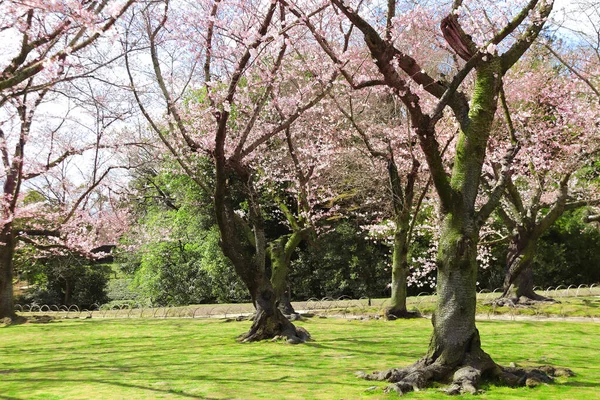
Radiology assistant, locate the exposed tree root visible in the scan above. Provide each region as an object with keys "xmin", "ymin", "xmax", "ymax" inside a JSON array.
[
  {"xmin": 494, "ymin": 293, "xmax": 558, "ymax": 308},
  {"xmin": 358, "ymin": 358, "xmax": 574, "ymax": 396},
  {"xmin": 238, "ymin": 309, "xmax": 310, "ymax": 344},
  {"xmin": 384, "ymin": 308, "xmax": 421, "ymax": 320},
  {"xmin": 0, "ymin": 314, "xmax": 28, "ymax": 327}
]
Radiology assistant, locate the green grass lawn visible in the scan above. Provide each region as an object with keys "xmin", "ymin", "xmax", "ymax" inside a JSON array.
[{"xmin": 1, "ymin": 317, "xmax": 598, "ymax": 399}]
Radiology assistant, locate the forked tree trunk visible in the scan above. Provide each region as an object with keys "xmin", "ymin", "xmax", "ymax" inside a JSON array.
[
  {"xmin": 0, "ymin": 231, "xmax": 16, "ymax": 320},
  {"xmin": 356, "ymin": 53, "xmax": 570, "ymax": 392},
  {"xmin": 498, "ymin": 235, "xmax": 552, "ymax": 305},
  {"xmin": 269, "ymin": 232, "xmax": 304, "ymax": 317},
  {"xmin": 214, "ymin": 165, "xmax": 308, "ymax": 343},
  {"xmin": 242, "ymin": 273, "xmax": 307, "ymax": 343}
]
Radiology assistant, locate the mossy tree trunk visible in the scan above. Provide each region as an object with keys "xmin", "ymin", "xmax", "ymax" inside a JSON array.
[
  {"xmin": 385, "ymin": 157, "xmax": 419, "ymax": 319},
  {"xmin": 213, "ymin": 162, "xmax": 308, "ymax": 343},
  {"xmin": 334, "ymin": 99, "xmax": 423, "ymax": 320},
  {"xmin": 267, "ymin": 128, "xmax": 313, "ymax": 317},
  {"xmin": 421, "ymin": 62, "xmax": 501, "ymax": 377},
  {"xmin": 0, "ymin": 230, "xmax": 16, "ymax": 320},
  {"xmin": 269, "ymin": 231, "xmax": 305, "ymax": 316},
  {"xmin": 209, "ymin": 2, "xmax": 309, "ymax": 342}
]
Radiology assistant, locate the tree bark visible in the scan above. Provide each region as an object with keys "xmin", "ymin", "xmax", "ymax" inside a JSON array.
[
  {"xmin": 0, "ymin": 230, "xmax": 16, "ymax": 320},
  {"xmin": 277, "ymin": 285, "xmax": 296, "ymax": 316},
  {"xmin": 427, "ymin": 214, "xmax": 490, "ymax": 366},
  {"xmin": 362, "ymin": 62, "xmax": 514, "ymax": 394}
]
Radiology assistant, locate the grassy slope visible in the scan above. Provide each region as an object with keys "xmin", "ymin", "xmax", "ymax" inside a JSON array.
[{"xmin": 0, "ymin": 318, "xmax": 598, "ymax": 399}]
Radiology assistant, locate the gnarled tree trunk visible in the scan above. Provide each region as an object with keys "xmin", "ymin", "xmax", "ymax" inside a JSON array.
[
  {"xmin": 214, "ymin": 163, "xmax": 308, "ymax": 343},
  {"xmin": 497, "ymin": 233, "xmax": 552, "ymax": 306}
]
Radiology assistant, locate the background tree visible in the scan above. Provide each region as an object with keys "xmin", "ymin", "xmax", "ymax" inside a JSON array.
[
  {"xmin": 125, "ymin": 0, "xmax": 342, "ymax": 342},
  {"xmin": 0, "ymin": 0, "xmax": 135, "ymax": 320},
  {"xmin": 119, "ymin": 161, "xmax": 247, "ymax": 306},
  {"xmin": 484, "ymin": 46, "xmax": 600, "ymax": 305}
]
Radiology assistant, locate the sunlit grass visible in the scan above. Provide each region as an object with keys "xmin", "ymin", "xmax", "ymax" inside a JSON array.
[{"xmin": 1, "ymin": 317, "xmax": 599, "ymax": 399}]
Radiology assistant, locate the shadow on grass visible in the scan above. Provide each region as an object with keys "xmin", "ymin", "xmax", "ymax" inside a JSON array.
[
  {"xmin": 1, "ymin": 377, "xmax": 216, "ymax": 399},
  {"xmin": 305, "ymin": 340, "xmax": 420, "ymax": 359},
  {"xmin": 1, "ymin": 352, "xmax": 295, "ymax": 382},
  {"xmin": 561, "ymin": 381, "xmax": 600, "ymax": 388}
]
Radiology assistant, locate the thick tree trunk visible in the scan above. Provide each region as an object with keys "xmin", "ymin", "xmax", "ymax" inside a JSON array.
[
  {"xmin": 508, "ymin": 265, "xmax": 551, "ymax": 301},
  {"xmin": 359, "ymin": 60, "xmax": 569, "ymax": 393},
  {"xmin": 241, "ymin": 274, "xmax": 308, "ymax": 343},
  {"xmin": 360, "ymin": 214, "xmax": 570, "ymax": 394},
  {"xmin": 361, "ymin": 216, "xmax": 500, "ymax": 394},
  {"xmin": 0, "ymin": 231, "xmax": 16, "ymax": 320}
]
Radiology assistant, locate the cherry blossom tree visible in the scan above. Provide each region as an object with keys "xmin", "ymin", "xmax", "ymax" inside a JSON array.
[
  {"xmin": 0, "ymin": 0, "xmax": 136, "ymax": 320},
  {"xmin": 485, "ymin": 47, "xmax": 600, "ymax": 305},
  {"xmin": 259, "ymin": 118, "xmax": 343, "ymax": 317},
  {"xmin": 124, "ymin": 0, "xmax": 341, "ymax": 342},
  {"xmin": 287, "ymin": 0, "xmax": 571, "ymax": 393},
  {"xmin": 332, "ymin": 89, "xmax": 432, "ymax": 319}
]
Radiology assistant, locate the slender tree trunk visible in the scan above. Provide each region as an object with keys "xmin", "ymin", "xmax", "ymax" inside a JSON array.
[
  {"xmin": 384, "ymin": 157, "xmax": 419, "ymax": 320},
  {"xmin": 269, "ymin": 232, "xmax": 304, "ymax": 317},
  {"xmin": 63, "ymin": 278, "xmax": 71, "ymax": 305},
  {"xmin": 0, "ymin": 230, "xmax": 16, "ymax": 320},
  {"xmin": 384, "ymin": 224, "xmax": 414, "ymax": 319},
  {"xmin": 277, "ymin": 285, "xmax": 296, "ymax": 316}
]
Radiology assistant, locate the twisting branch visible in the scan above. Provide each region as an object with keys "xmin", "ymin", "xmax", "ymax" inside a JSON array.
[
  {"xmin": 146, "ymin": 0, "xmax": 199, "ymax": 153},
  {"xmin": 122, "ymin": 30, "xmax": 211, "ymax": 194},
  {"xmin": 477, "ymin": 144, "xmax": 520, "ymax": 226},
  {"xmin": 0, "ymin": 0, "xmax": 136, "ymax": 92},
  {"xmin": 330, "ymin": 95, "xmax": 387, "ymax": 159},
  {"xmin": 239, "ymin": 73, "xmax": 337, "ymax": 159},
  {"xmin": 280, "ymin": 0, "xmax": 384, "ymax": 90},
  {"xmin": 233, "ymin": 10, "xmax": 288, "ymax": 159}
]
